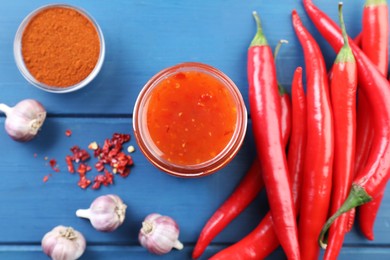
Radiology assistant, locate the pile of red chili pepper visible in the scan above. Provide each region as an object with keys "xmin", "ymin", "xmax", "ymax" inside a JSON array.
[{"xmin": 192, "ymin": 0, "xmax": 390, "ymax": 259}]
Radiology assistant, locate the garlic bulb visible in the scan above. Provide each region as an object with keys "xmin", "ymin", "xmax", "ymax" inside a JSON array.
[
  {"xmin": 0, "ymin": 99, "xmax": 46, "ymax": 142},
  {"xmin": 139, "ymin": 213, "xmax": 183, "ymax": 255},
  {"xmin": 41, "ymin": 225, "xmax": 86, "ymax": 260},
  {"xmin": 76, "ymin": 194, "xmax": 127, "ymax": 232}
]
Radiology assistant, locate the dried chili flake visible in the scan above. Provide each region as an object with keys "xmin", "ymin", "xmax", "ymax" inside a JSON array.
[
  {"xmin": 70, "ymin": 145, "xmax": 80, "ymax": 154},
  {"xmin": 77, "ymin": 163, "xmax": 91, "ymax": 177},
  {"xmin": 78, "ymin": 176, "xmax": 91, "ymax": 189},
  {"xmin": 104, "ymin": 170, "xmax": 114, "ymax": 185},
  {"xmin": 70, "ymin": 146, "xmax": 90, "ymax": 162},
  {"xmin": 120, "ymin": 167, "xmax": 131, "ymax": 178},
  {"xmin": 65, "ymin": 129, "xmax": 72, "ymax": 137},
  {"xmin": 63, "ymin": 132, "xmax": 134, "ymax": 190},
  {"xmin": 92, "ymin": 181, "xmax": 101, "ymax": 190},
  {"xmin": 91, "ymin": 174, "xmax": 107, "ymax": 190},
  {"xmin": 95, "ymin": 161, "xmax": 105, "ymax": 172},
  {"xmin": 94, "ymin": 147, "xmax": 102, "ymax": 158},
  {"xmin": 43, "ymin": 175, "xmax": 49, "ymax": 182},
  {"xmin": 49, "ymin": 159, "xmax": 60, "ymax": 172},
  {"xmin": 108, "ymin": 147, "xmax": 120, "ymax": 157},
  {"xmin": 65, "ymin": 156, "xmax": 75, "ymax": 173}
]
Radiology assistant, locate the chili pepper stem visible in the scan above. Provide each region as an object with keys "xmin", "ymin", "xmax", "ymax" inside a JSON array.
[
  {"xmin": 75, "ymin": 209, "xmax": 91, "ymax": 219},
  {"xmin": 335, "ymin": 3, "xmax": 355, "ymax": 63},
  {"xmin": 365, "ymin": 0, "xmax": 387, "ymax": 6},
  {"xmin": 0, "ymin": 103, "xmax": 11, "ymax": 116},
  {"xmin": 250, "ymin": 11, "xmax": 268, "ymax": 46},
  {"xmin": 318, "ymin": 185, "xmax": 372, "ymax": 249},
  {"xmin": 274, "ymin": 39, "xmax": 289, "ymax": 60},
  {"xmin": 274, "ymin": 39, "xmax": 289, "ymax": 95}
]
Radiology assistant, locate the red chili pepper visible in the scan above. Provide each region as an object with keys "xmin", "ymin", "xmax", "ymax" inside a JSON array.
[
  {"xmin": 280, "ymin": 91, "xmax": 292, "ymax": 146},
  {"xmin": 358, "ymin": 0, "xmax": 389, "ymax": 241},
  {"xmin": 354, "ymin": 32, "xmax": 362, "ymax": 46},
  {"xmin": 324, "ymin": 4, "xmax": 357, "ymax": 259},
  {"xmin": 248, "ymin": 11, "xmax": 299, "ymax": 260},
  {"xmin": 280, "ymin": 92, "xmax": 292, "ymax": 147},
  {"xmin": 287, "ymin": 67, "xmax": 306, "ymax": 213},
  {"xmin": 361, "ymin": 0, "xmax": 389, "ymax": 76},
  {"xmin": 292, "ymin": 10, "xmax": 334, "ymax": 260},
  {"xmin": 209, "ymin": 67, "xmax": 306, "ymax": 260},
  {"xmin": 359, "ymin": 190, "xmax": 385, "ymax": 240},
  {"xmin": 192, "ymin": 79, "xmax": 291, "ymax": 259},
  {"xmin": 346, "ymin": 27, "xmax": 369, "ymax": 234},
  {"xmin": 301, "ymin": 0, "xmax": 390, "ymax": 247},
  {"xmin": 192, "ymin": 160, "xmax": 263, "ymax": 259},
  {"xmin": 275, "ymin": 40, "xmax": 292, "ymax": 147}
]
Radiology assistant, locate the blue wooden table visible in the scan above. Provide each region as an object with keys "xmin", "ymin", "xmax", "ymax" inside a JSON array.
[{"xmin": 0, "ymin": 0, "xmax": 389, "ymax": 259}]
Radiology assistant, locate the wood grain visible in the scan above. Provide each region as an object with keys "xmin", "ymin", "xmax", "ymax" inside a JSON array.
[{"xmin": 0, "ymin": 0, "xmax": 389, "ymax": 259}]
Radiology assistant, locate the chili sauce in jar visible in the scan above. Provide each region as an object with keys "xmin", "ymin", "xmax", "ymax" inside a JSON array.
[{"xmin": 133, "ymin": 62, "xmax": 247, "ymax": 177}]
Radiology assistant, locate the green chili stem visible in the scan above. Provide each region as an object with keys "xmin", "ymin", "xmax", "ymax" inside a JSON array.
[
  {"xmin": 338, "ymin": 3, "xmax": 350, "ymax": 49},
  {"xmin": 318, "ymin": 185, "xmax": 372, "ymax": 249},
  {"xmin": 335, "ymin": 2, "xmax": 355, "ymax": 63},
  {"xmin": 274, "ymin": 39, "xmax": 289, "ymax": 95},
  {"xmin": 274, "ymin": 39, "xmax": 289, "ymax": 60},
  {"xmin": 365, "ymin": 0, "xmax": 387, "ymax": 7},
  {"xmin": 250, "ymin": 11, "xmax": 268, "ymax": 47}
]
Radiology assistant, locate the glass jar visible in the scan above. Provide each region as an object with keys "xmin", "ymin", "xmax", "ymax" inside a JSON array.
[{"xmin": 133, "ymin": 62, "xmax": 247, "ymax": 177}]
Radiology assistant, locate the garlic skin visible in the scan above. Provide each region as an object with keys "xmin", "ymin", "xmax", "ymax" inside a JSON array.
[
  {"xmin": 0, "ymin": 99, "xmax": 46, "ymax": 142},
  {"xmin": 41, "ymin": 225, "xmax": 86, "ymax": 260},
  {"xmin": 139, "ymin": 213, "xmax": 184, "ymax": 255},
  {"xmin": 76, "ymin": 194, "xmax": 127, "ymax": 232}
]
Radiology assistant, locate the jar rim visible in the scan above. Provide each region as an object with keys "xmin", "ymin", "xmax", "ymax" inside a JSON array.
[
  {"xmin": 13, "ymin": 3, "xmax": 105, "ymax": 93},
  {"xmin": 133, "ymin": 62, "xmax": 247, "ymax": 178}
]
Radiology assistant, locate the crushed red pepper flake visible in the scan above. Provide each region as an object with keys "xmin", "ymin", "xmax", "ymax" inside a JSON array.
[
  {"xmin": 41, "ymin": 133, "xmax": 134, "ymax": 190},
  {"xmin": 65, "ymin": 156, "xmax": 75, "ymax": 173},
  {"xmin": 65, "ymin": 129, "xmax": 72, "ymax": 137},
  {"xmin": 49, "ymin": 159, "xmax": 60, "ymax": 172},
  {"xmin": 78, "ymin": 176, "xmax": 91, "ymax": 189},
  {"xmin": 41, "ymin": 132, "xmax": 135, "ymax": 190},
  {"xmin": 64, "ymin": 133, "xmax": 134, "ymax": 190}
]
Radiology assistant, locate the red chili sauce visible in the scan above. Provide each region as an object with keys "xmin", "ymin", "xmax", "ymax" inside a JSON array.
[{"xmin": 146, "ymin": 71, "xmax": 238, "ymax": 166}]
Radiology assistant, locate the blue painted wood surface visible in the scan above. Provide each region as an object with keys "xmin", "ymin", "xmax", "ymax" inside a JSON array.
[{"xmin": 0, "ymin": 0, "xmax": 389, "ymax": 259}]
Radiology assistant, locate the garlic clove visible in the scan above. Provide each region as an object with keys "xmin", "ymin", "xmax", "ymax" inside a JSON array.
[
  {"xmin": 0, "ymin": 99, "xmax": 46, "ymax": 142},
  {"xmin": 42, "ymin": 225, "xmax": 86, "ymax": 260},
  {"xmin": 76, "ymin": 194, "xmax": 127, "ymax": 232},
  {"xmin": 139, "ymin": 213, "xmax": 183, "ymax": 255}
]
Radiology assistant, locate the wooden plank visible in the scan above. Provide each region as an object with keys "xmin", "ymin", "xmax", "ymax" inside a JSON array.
[
  {"xmin": 0, "ymin": 0, "xmax": 367, "ymax": 114},
  {"xmin": 0, "ymin": 245, "xmax": 390, "ymax": 260},
  {"xmin": 0, "ymin": 118, "xmax": 389, "ymax": 248}
]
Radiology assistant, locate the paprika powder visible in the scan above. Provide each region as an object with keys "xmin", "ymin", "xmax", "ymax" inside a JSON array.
[{"xmin": 18, "ymin": 5, "xmax": 102, "ymax": 88}]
